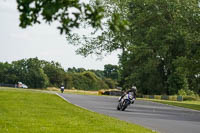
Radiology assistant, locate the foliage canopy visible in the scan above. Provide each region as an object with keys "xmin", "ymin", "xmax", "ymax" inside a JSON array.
[{"xmin": 15, "ymin": 0, "xmax": 200, "ymax": 94}]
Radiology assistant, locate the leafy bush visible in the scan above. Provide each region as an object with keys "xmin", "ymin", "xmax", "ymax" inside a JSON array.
[
  {"xmin": 70, "ymin": 72, "xmax": 109, "ymax": 90},
  {"xmin": 103, "ymin": 78, "xmax": 116, "ymax": 89},
  {"xmin": 178, "ymin": 89, "xmax": 195, "ymax": 96},
  {"xmin": 178, "ymin": 89, "xmax": 187, "ymax": 96},
  {"xmin": 178, "ymin": 89, "xmax": 199, "ymax": 101}
]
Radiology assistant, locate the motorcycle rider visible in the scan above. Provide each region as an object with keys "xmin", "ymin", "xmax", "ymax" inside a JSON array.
[
  {"xmin": 119, "ymin": 85, "xmax": 137, "ymax": 103},
  {"xmin": 60, "ymin": 85, "xmax": 64, "ymax": 93}
]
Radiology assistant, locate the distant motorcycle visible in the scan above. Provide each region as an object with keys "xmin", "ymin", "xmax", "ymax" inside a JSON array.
[
  {"xmin": 60, "ymin": 86, "xmax": 64, "ymax": 93},
  {"xmin": 117, "ymin": 93, "xmax": 135, "ymax": 111}
]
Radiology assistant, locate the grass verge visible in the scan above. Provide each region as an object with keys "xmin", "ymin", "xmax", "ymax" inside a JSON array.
[
  {"xmin": 0, "ymin": 88, "xmax": 155, "ymax": 133},
  {"xmin": 139, "ymin": 98, "xmax": 200, "ymax": 111}
]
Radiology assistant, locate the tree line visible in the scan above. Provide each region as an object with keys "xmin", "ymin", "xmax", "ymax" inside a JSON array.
[{"xmin": 0, "ymin": 58, "xmax": 119, "ymax": 90}]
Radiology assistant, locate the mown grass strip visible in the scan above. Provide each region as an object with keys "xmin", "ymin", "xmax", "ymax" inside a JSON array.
[
  {"xmin": 0, "ymin": 88, "xmax": 155, "ymax": 133},
  {"xmin": 139, "ymin": 98, "xmax": 200, "ymax": 111}
]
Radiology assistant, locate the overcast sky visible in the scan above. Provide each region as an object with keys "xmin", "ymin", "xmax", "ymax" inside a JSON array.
[{"xmin": 0, "ymin": 0, "xmax": 119, "ymax": 70}]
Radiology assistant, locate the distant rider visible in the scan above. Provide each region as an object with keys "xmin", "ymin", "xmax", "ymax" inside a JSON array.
[{"xmin": 60, "ymin": 85, "xmax": 64, "ymax": 93}]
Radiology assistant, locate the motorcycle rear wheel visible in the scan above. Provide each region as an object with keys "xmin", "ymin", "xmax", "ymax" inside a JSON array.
[{"xmin": 121, "ymin": 100, "xmax": 129, "ymax": 111}]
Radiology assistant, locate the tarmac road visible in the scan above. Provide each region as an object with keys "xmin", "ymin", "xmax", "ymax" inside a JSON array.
[{"xmin": 58, "ymin": 93, "xmax": 200, "ymax": 133}]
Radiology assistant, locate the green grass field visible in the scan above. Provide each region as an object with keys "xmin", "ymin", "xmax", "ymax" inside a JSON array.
[
  {"xmin": 0, "ymin": 88, "xmax": 155, "ymax": 133},
  {"xmin": 140, "ymin": 98, "xmax": 200, "ymax": 111}
]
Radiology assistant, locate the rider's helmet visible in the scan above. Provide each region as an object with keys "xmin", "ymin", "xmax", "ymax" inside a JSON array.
[{"xmin": 131, "ymin": 86, "xmax": 137, "ymax": 92}]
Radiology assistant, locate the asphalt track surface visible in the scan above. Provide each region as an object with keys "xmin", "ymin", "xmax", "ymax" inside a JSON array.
[{"xmin": 58, "ymin": 93, "xmax": 200, "ymax": 133}]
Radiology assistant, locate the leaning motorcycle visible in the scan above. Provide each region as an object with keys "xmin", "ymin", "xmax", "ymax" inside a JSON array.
[{"xmin": 117, "ymin": 93, "xmax": 135, "ymax": 111}]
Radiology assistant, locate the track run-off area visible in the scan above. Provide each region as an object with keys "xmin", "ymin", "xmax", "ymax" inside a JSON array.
[{"xmin": 58, "ymin": 93, "xmax": 200, "ymax": 133}]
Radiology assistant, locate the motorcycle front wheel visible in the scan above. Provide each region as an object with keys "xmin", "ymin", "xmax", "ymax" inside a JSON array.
[{"xmin": 117, "ymin": 103, "xmax": 121, "ymax": 110}]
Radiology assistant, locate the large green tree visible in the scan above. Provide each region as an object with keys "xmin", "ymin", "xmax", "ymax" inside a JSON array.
[
  {"xmin": 11, "ymin": 58, "xmax": 50, "ymax": 88},
  {"xmin": 119, "ymin": 0, "xmax": 200, "ymax": 94},
  {"xmin": 0, "ymin": 62, "xmax": 18, "ymax": 84},
  {"xmin": 43, "ymin": 61, "xmax": 65, "ymax": 87},
  {"xmin": 104, "ymin": 64, "xmax": 119, "ymax": 81}
]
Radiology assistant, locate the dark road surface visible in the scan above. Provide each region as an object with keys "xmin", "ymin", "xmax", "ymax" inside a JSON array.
[{"xmin": 58, "ymin": 93, "xmax": 200, "ymax": 133}]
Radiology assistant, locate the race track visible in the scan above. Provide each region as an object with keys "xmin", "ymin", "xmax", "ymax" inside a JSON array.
[{"xmin": 58, "ymin": 93, "xmax": 200, "ymax": 133}]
